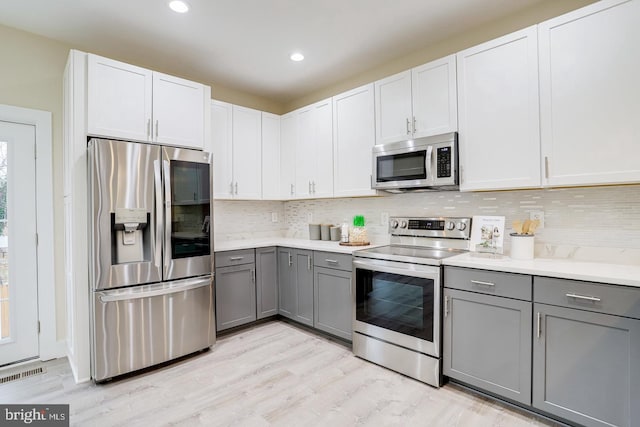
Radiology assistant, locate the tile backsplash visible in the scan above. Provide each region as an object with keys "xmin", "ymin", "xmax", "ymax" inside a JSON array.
[{"xmin": 215, "ymin": 184, "xmax": 640, "ymax": 251}]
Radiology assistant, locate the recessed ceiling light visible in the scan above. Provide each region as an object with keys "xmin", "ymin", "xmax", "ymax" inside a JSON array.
[
  {"xmin": 290, "ymin": 52, "xmax": 305, "ymax": 62},
  {"xmin": 169, "ymin": 0, "xmax": 189, "ymax": 13}
]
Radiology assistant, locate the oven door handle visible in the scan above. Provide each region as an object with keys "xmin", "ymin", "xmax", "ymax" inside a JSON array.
[
  {"xmin": 425, "ymin": 145, "xmax": 433, "ymax": 181},
  {"xmin": 353, "ymin": 259, "xmax": 439, "ymax": 279}
]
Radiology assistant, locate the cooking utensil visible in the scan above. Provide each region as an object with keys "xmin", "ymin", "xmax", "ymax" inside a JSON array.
[
  {"xmin": 522, "ymin": 219, "xmax": 532, "ymax": 234},
  {"xmin": 512, "ymin": 220, "xmax": 523, "ymax": 235},
  {"xmin": 527, "ymin": 219, "xmax": 540, "ymax": 235}
]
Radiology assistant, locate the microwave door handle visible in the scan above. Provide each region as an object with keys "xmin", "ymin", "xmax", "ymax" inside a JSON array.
[
  {"xmin": 426, "ymin": 145, "xmax": 433, "ymax": 181},
  {"xmin": 163, "ymin": 160, "xmax": 172, "ymax": 274},
  {"xmin": 153, "ymin": 160, "xmax": 163, "ymax": 268}
]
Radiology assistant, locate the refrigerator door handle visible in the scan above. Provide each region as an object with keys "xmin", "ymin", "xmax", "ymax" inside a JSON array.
[
  {"xmin": 153, "ymin": 160, "xmax": 163, "ymax": 268},
  {"xmin": 163, "ymin": 159, "xmax": 172, "ymax": 274},
  {"xmin": 98, "ymin": 277, "xmax": 211, "ymax": 303}
]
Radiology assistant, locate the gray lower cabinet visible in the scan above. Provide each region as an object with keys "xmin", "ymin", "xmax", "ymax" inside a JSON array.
[
  {"xmin": 215, "ymin": 257, "xmax": 257, "ymax": 331},
  {"xmin": 443, "ymin": 288, "xmax": 532, "ymax": 405},
  {"xmin": 256, "ymin": 247, "xmax": 278, "ymax": 319},
  {"xmin": 277, "ymin": 247, "xmax": 314, "ymax": 326},
  {"xmin": 314, "ymin": 267, "xmax": 352, "ymax": 340},
  {"xmin": 532, "ymin": 302, "xmax": 640, "ymax": 427}
]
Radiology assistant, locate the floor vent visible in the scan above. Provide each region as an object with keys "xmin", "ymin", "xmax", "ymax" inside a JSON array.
[{"xmin": 0, "ymin": 366, "xmax": 45, "ymax": 385}]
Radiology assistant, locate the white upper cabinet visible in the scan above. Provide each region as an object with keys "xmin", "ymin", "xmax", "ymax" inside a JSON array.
[
  {"xmin": 88, "ymin": 55, "xmax": 152, "ymax": 142},
  {"xmin": 457, "ymin": 26, "xmax": 541, "ymax": 191},
  {"xmin": 333, "ymin": 83, "xmax": 377, "ymax": 197},
  {"xmin": 211, "ymin": 100, "xmax": 233, "ymax": 199},
  {"xmin": 294, "ymin": 99, "xmax": 334, "ymax": 199},
  {"xmin": 152, "ymin": 72, "xmax": 205, "ymax": 149},
  {"xmin": 261, "ymin": 112, "xmax": 281, "ymax": 200},
  {"xmin": 375, "ymin": 55, "xmax": 457, "ymax": 144},
  {"xmin": 87, "ymin": 54, "xmax": 207, "ymax": 150},
  {"xmin": 280, "ymin": 112, "xmax": 297, "ymax": 199},
  {"xmin": 232, "ymin": 105, "xmax": 262, "ymax": 199},
  {"xmin": 539, "ymin": 0, "xmax": 640, "ymax": 187}
]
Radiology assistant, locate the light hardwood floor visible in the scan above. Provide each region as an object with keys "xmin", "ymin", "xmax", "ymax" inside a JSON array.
[{"xmin": 0, "ymin": 321, "xmax": 559, "ymax": 426}]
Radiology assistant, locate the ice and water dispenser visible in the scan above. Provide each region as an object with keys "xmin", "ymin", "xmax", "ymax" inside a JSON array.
[{"xmin": 112, "ymin": 207, "xmax": 151, "ymax": 264}]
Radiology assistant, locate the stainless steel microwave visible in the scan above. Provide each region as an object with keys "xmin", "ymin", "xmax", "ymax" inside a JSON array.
[{"xmin": 372, "ymin": 132, "xmax": 458, "ymax": 192}]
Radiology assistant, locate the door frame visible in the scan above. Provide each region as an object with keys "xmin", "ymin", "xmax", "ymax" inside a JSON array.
[{"xmin": 0, "ymin": 104, "xmax": 60, "ymax": 361}]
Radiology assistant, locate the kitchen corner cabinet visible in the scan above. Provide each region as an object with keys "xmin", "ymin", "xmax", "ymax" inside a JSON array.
[
  {"xmin": 87, "ymin": 54, "xmax": 207, "ymax": 149},
  {"xmin": 256, "ymin": 247, "xmax": 278, "ymax": 319},
  {"xmin": 532, "ymin": 277, "xmax": 640, "ymax": 427},
  {"xmin": 456, "ymin": 26, "xmax": 541, "ymax": 191},
  {"xmin": 211, "ymin": 101, "xmax": 262, "ymax": 199},
  {"xmin": 294, "ymin": 99, "xmax": 334, "ymax": 199},
  {"xmin": 277, "ymin": 247, "xmax": 313, "ymax": 327},
  {"xmin": 332, "ymin": 83, "xmax": 377, "ymax": 197},
  {"xmin": 374, "ymin": 55, "xmax": 457, "ymax": 145},
  {"xmin": 215, "ymin": 250, "xmax": 257, "ymax": 331},
  {"xmin": 279, "ymin": 112, "xmax": 297, "ymax": 199},
  {"xmin": 313, "ymin": 252, "xmax": 353, "ymax": 341},
  {"xmin": 443, "ymin": 268, "xmax": 532, "ymax": 405},
  {"xmin": 538, "ymin": 0, "xmax": 640, "ymax": 187},
  {"xmin": 261, "ymin": 113, "xmax": 281, "ymax": 200}
]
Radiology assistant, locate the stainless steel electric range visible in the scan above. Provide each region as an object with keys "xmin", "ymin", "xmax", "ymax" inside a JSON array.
[{"xmin": 352, "ymin": 216, "xmax": 472, "ymax": 387}]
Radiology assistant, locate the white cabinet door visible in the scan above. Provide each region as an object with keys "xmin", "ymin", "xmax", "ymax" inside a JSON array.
[
  {"xmin": 232, "ymin": 105, "xmax": 262, "ymax": 199},
  {"xmin": 412, "ymin": 55, "xmax": 458, "ymax": 138},
  {"xmin": 295, "ymin": 106, "xmax": 314, "ymax": 199},
  {"xmin": 211, "ymin": 100, "xmax": 233, "ymax": 199},
  {"xmin": 262, "ymin": 112, "xmax": 281, "ymax": 200},
  {"xmin": 374, "ymin": 70, "xmax": 412, "ymax": 144},
  {"xmin": 280, "ymin": 112, "xmax": 297, "ymax": 199},
  {"xmin": 152, "ymin": 72, "xmax": 205, "ymax": 149},
  {"xmin": 457, "ymin": 26, "xmax": 541, "ymax": 191},
  {"xmin": 312, "ymin": 98, "xmax": 334, "ymax": 198},
  {"xmin": 539, "ymin": 0, "xmax": 640, "ymax": 187},
  {"xmin": 87, "ymin": 54, "xmax": 152, "ymax": 142},
  {"xmin": 333, "ymin": 83, "xmax": 377, "ymax": 197}
]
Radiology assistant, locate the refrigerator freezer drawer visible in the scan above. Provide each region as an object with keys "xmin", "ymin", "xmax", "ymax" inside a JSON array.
[{"xmin": 92, "ymin": 276, "xmax": 215, "ymax": 381}]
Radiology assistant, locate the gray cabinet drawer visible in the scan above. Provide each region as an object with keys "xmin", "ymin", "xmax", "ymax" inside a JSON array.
[
  {"xmin": 314, "ymin": 251, "xmax": 352, "ymax": 271},
  {"xmin": 534, "ymin": 277, "xmax": 640, "ymax": 320},
  {"xmin": 444, "ymin": 267, "xmax": 532, "ymax": 301},
  {"xmin": 215, "ymin": 249, "xmax": 255, "ymax": 267}
]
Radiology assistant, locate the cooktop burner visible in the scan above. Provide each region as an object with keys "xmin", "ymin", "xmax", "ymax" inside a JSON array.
[{"xmin": 355, "ymin": 245, "xmax": 467, "ymax": 266}]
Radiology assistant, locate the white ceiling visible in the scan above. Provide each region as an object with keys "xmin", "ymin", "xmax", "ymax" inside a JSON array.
[{"xmin": 1, "ymin": 0, "xmax": 545, "ymax": 104}]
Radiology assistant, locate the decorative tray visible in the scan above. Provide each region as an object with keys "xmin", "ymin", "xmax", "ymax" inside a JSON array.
[{"xmin": 339, "ymin": 241, "xmax": 371, "ymax": 246}]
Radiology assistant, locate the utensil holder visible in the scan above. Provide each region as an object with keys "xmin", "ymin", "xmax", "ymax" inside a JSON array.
[
  {"xmin": 309, "ymin": 224, "xmax": 321, "ymax": 240},
  {"xmin": 510, "ymin": 233, "xmax": 534, "ymax": 260},
  {"xmin": 320, "ymin": 224, "xmax": 331, "ymax": 241}
]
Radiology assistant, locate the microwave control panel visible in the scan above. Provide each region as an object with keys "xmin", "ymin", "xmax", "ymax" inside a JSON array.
[{"xmin": 437, "ymin": 147, "xmax": 452, "ymax": 178}]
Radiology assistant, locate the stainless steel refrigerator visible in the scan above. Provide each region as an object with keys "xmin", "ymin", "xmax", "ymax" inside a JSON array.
[{"xmin": 88, "ymin": 138, "xmax": 215, "ymax": 381}]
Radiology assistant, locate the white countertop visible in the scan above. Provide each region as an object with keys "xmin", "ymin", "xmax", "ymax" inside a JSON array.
[
  {"xmin": 215, "ymin": 238, "xmax": 382, "ymax": 254},
  {"xmin": 444, "ymin": 252, "xmax": 640, "ymax": 288}
]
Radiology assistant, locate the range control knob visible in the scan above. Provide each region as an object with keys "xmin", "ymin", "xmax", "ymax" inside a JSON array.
[
  {"xmin": 390, "ymin": 219, "xmax": 399, "ymax": 229},
  {"xmin": 446, "ymin": 221, "xmax": 456, "ymax": 231},
  {"xmin": 456, "ymin": 222, "xmax": 467, "ymax": 231},
  {"xmin": 399, "ymin": 220, "xmax": 408, "ymax": 229}
]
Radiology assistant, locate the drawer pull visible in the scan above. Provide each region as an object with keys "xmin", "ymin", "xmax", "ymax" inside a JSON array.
[
  {"xmin": 229, "ymin": 256, "xmax": 244, "ymax": 261},
  {"xmin": 566, "ymin": 293, "xmax": 601, "ymax": 303},
  {"xmin": 325, "ymin": 259, "xmax": 339, "ymax": 264},
  {"xmin": 470, "ymin": 280, "xmax": 495, "ymax": 287}
]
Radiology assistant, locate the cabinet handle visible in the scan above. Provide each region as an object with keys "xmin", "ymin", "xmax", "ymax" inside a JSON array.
[
  {"xmin": 308, "ymin": 181, "xmax": 312, "ymax": 194},
  {"xmin": 288, "ymin": 253, "xmax": 292, "ymax": 267},
  {"xmin": 251, "ymin": 269, "xmax": 256, "ymax": 283},
  {"xmin": 470, "ymin": 280, "xmax": 495, "ymax": 287},
  {"xmin": 155, "ymin": 120, "xmax": 159, "ymax": 139},
  {"xmin": 544, "ymin": 156, "xmax": 549, "ymax": 179},
  {"xmin": 229, "ymin": 256, "xmax": 244, "ymax": 261},
  {"xmin": 230, "ymin": 182, "xmax": 234, "ymax": 194},
  {"xmin": 412, "ymin": 116, "xmax": 416, "ymax": 134},
  {"xmin": 312, "ymin": 181, "xmax": 316, "ymax": 194},
  {"xmin": 444, "ymin": 295, "xmax": 450, "ymax": 317},
  {"xmin": 325, "ymin": 259, "xmax": 338, "ymax": 264},
  {"xmin": 235, "ymin": 182, "xmax": 238, "ymax": 195},
  {"xmin": 537, "ymin": 312, "xmax": 542, "ymax": 339},
  {"xmin": 307, "ymin": 255, "xmax": 311, "ymax": 271},
  {"xmin": 406, "ymin": 118, "xmax": 411, "ymax": 135},
  {"xmin": 147, "ymin": 119, "xmax": 151, "ymax": 140},
  {"xmin": 290, "ymin": 184, "xmax": 294, "ymax": 196},
  {"xmin": 566, "ymin": 293, "xmax": 601, "ymax": 303}
]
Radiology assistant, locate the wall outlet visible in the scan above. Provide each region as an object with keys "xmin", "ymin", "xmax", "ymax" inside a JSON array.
[
  {"xmin": 380, "ymin": 212, "xmax": 389, "ymax": 226},
  {"xmin": 271, "ymin": 212, "xmax": 278, "ymax": 223},
  {"xmin": 530, "ymin": 210, "xmax": 545, "ymax": 228},
  {"xmin": 307, "ymin": 212, "xmax": 313, "ymax": 223}
]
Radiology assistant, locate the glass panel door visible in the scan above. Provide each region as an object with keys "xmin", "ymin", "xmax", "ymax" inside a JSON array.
[
  {"xmin": 376, "ymin": 150, "xmax": 427, "ymax": 182},
  {"xmin": 356, "ymin": 268, "xmax": 434, "ymax": 342}
]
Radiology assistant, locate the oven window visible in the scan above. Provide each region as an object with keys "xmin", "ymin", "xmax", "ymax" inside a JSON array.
[
  {"xmin": 376, "ymin": 151, "xmax": 427, "ymax": 182},
  {"xmin": 355, "ymin": 269, "xmax": 434, "ymax": 342}
]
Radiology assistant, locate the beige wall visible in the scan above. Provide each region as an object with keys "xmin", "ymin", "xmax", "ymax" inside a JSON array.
[{"xmin": 284, "ymin": 0, "xmax": 596, "ymax": 112}]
